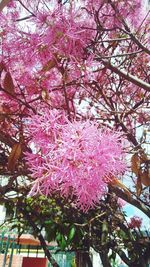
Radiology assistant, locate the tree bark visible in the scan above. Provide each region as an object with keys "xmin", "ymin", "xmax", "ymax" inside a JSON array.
[
  {"xmin": 99, "ymin": 251, "xmax": 112, "ymax": 267},
  {"xmin": 75, "ymin": 251, "xmax": 93, "ymax": 267}
]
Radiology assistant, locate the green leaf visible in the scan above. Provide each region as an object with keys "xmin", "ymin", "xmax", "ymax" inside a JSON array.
[
  {"xmin": 68, "ymin": 226, "xmax": 76, "ymax": 242},
  {"xmin": 45, "ymin": 220, "xmax": 52, "ymax": 225},
  {"xmin": 60, "ymin": 235, "xmax": 67, "ymax": 250},
  {"xmin": 56, "ymin": 232, "xmax": 62, "ymax": 242}
]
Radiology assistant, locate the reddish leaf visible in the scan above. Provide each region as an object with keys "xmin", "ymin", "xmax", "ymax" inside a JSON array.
[
  {"xmin": 0, "ymin": 0, "xmax": 11, "ymax": 11},
  {"xmin": 42, "ymin": 59, "xmax": 56, "ymax": 72},
  {"xmin": 41, "ymin": 89, "xmax": 49, "ymax": 102},
  {"xmin": 131, "ymin": 154, "xmax": 140, "ymax": 175},
  {"xmin": 8, "ymin": 143, "xmax": 22, "ymax": 171},
  {"xmin": 136, "ymin": 177, "xmax": 142, "ymax": 197},
  {"xmin": 0, "ymin": 61, "xmax": 6, "ymax": 72},
  {"xmin": 140, "ymin": 171, "xmax": 150, "ymax": 187},
  {"xmin": 3, "ymin": 72, "xmax": 15, "ymax": 94}
]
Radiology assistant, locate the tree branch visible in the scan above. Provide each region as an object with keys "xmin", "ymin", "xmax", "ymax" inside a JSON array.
[
  {"xmin": 108, "ymin": 0, "xmax": 150, "ymax": 55},
  {"xmin": 0, "ymin": 131, "xmax": 15, "ymax": 148},
  {"xmin": 101, "ymin": 60, "xmax": 150, "ymax": 92},
  {"xmin": 111, "ymin": 186, "xmax": 150, "ymax": 218}
]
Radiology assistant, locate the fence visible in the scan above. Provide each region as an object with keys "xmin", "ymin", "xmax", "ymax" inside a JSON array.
[{"xmin": 0, "ymin": 232, "xmax": 75, "ymax": 267}]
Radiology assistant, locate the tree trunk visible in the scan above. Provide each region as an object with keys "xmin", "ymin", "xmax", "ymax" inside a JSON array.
[
  {"xmin": 75, "ymin": 251, "xmax": 93, "ymax": 267},
  {"xmin": 99, "ymin": 251, "xmax": 112, "ymax": 267}
]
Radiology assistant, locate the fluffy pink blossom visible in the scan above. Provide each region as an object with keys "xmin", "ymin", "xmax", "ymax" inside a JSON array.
[{"xmin": 25, "ymin": 111, "xmax": 126, "ymax": 211}]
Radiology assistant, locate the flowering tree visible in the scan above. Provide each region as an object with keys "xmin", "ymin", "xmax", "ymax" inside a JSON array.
[{"xmin": 0, "ymin": 0, "xmax": 150, "ymax": 266}]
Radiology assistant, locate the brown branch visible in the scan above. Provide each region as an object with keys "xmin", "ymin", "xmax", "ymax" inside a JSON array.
[
  {"xmin": 0, "ymin": 131, "xmax": 15, "ymax": 147},
  {"xmin": 123, "ymin": 98, "xmax": 145, "ymax": 118},
  {"xmin": 121, "ymin": 20, "xmax": 150, "ymax": 56},
  {"xmin": 108, "ymin": 0, "xmax": 150, "ymax": 55},
  {"xmin": 0, "ymin": 85, "xmax": 37, "ymax": 114},
  {"xmin": 99, "ymin": 49, "xmax": 143, "ymax": 59},
  {"xmin": 111, "ymin": 186, "xmax": 150, "ymax": 218},
  {"xmin": 17, "ymin": 0, "xmax": 36, "ymax": 17},
  {"xmin": 101, "ymin": 60, "xmax": 150, "ymax": 92},
  {"xmin": 16, "ymin": 15, "xmax": 34, "ymax": 22}
]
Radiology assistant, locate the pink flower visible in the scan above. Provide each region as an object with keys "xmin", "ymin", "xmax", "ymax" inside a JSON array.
[
  {"xmin": 128, "ymin": 216, "xmax": 142, "ymax": 229},
  {"xmin": 25, "ymin": 113, "xmax": 126, "ymax": 211},
  {"xmin": 117, "ymin": 198, "xmax": 126, "ymax": 208}
]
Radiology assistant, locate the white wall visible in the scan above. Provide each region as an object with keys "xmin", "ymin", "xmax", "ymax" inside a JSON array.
[{"xmin": 0, "ymin": 205, "xmax": 6, "ymax": 225}]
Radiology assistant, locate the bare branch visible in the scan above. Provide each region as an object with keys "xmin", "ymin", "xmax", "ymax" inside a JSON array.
[{"xmin": 101, "ymin": 60, "xmax": 150, "ymax": 92}]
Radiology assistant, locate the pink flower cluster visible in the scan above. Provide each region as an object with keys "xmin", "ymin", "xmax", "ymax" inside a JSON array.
[
  {"xmin": 128, "ymin": 216, "xmax": 143, "ymax": 229},
  {"xmin": 117, "ymin": 198, "xmax": 126, "ymax": 208},
  {"xmin": 26, "ymin": 111, "xmax": 126, "ymax": 211}
]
